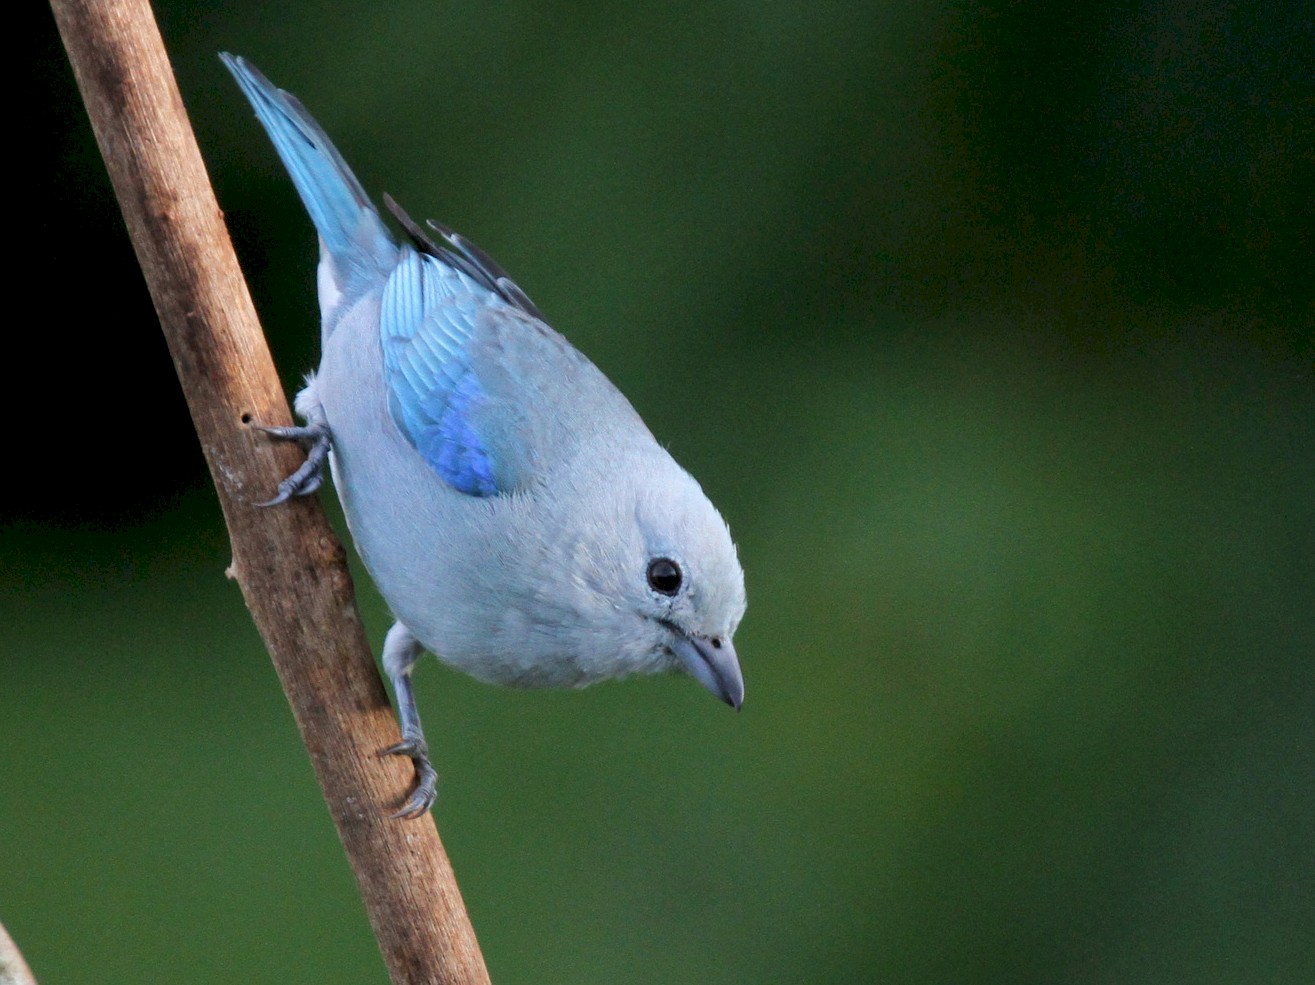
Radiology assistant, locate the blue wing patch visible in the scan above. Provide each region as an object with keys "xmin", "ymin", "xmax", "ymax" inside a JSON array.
[
  {"xmin": 415, "ymin": 372, "xmax": 497, "ymax": 496},
  {"xmin": 380, "ymin": 249, "xmax": 504, "ymax": 496}
]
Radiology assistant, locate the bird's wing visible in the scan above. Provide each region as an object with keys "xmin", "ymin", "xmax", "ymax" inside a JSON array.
[
  {"xmin": 380, "ymin": 199, "xmax": 650, "ymax": 497},
  {"xmin": 380, "ymin": 243, "xmax": 589, "ymax": 498},
  {"xmin": 380, "ymin": 248, "xmax": 507, "ymax": 496}
]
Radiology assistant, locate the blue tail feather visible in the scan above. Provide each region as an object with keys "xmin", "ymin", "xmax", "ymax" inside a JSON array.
[{"xmin": 221, "ymin": 53, "xmax": 393, "ymax": 267}]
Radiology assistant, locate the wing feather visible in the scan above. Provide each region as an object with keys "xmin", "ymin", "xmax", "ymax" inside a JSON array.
[{"xmin": 381, "ymin": 249, "xmax": 506, "ymax": 496}]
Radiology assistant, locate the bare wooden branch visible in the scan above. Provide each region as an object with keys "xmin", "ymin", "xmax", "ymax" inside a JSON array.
[
  {"xmin": 0, "ymin": 919, "xmax": 38, "ymax": 985},
  {"xmin": 48, "ymin": 2, "xmax": 490, "ymax": 982}
]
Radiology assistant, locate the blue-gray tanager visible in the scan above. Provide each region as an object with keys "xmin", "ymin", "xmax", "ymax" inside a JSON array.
[{"xmin": 221, "ymin": 55, "xmax": 746, "ymax": 817}]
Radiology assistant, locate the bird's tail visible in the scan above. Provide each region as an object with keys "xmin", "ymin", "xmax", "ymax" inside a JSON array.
[{"xmin": 221, "ymin": 53, "xmax": 393, "ymax": 269}]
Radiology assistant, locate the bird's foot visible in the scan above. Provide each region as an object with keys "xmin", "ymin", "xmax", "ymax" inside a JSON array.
[
  {"xmin": 251, "ymin": 421, "xmax": 332, "ymax": 506},
  {"xmin": 384, "ymin": 733, "xmax": 439, "ymax": 820}
]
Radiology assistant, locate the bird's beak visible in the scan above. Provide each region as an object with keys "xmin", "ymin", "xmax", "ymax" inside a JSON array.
[{"xmin": 670, "ymin": 632, "xmax": 744, "ymax": 710}]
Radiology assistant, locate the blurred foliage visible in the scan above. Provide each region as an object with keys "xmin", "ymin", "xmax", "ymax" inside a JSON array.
[{"xmin": 7, "ymin": 1, "xmax": 1312, "ymax": 983}]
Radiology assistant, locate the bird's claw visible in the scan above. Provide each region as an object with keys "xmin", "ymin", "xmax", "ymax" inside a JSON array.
[
  {"xmin": 250, "ymin": 420, "xmax": 332, "ymax": 506},
  {"xmin": 256, "ymin": 466, "xmax": 324, "ymax": 507},
  {"xmin": 385, "ymin": 735, "xmax": 439, "ymax": 819}
]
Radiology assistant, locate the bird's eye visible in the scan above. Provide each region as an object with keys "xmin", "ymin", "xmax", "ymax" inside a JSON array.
[{"xmin": 647, "ymin": 557, "xmax": 683, "ymax": 596}]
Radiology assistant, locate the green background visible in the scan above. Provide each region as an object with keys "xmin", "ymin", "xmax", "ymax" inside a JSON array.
[{"xmin": 10, "ymin": 1, "xmax": 1312, "ymax": 982}]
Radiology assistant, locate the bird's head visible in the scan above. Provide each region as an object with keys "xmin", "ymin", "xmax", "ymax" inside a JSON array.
[{"xmin": 573, "ymin": 456, "xmax": 746, "ymax": 707}]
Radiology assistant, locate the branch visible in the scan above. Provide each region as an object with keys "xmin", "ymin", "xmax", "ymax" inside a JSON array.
[
  {"xmin": 0, "ymin": 919, "xmax": 38, "ymax": 985},
  {"xmin": 48, "ymin": 2, "xmax": 490, "ymax": 982}
]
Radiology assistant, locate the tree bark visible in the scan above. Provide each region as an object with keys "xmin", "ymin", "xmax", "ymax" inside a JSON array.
[
  {"xmin": 0, "ymin": 919, "xmax": 38, "ymax": 985},
  {"xmin": 48, "ymin": 2, "xmax": 491, "ymax": 982}
]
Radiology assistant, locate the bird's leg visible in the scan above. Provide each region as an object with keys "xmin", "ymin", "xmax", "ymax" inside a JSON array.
[
  {"xmin": 381, "ymin": 621, "xmax": 439, "ymax": 819},
  {"xmin": 250, "ymin": 380, "xmax": 333, "ymax": 506}
]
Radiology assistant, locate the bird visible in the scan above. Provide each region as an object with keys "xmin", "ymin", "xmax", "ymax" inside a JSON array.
[{"xmin": 221, "ymin": 55, "xmax": 746, "ymax": 818}]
